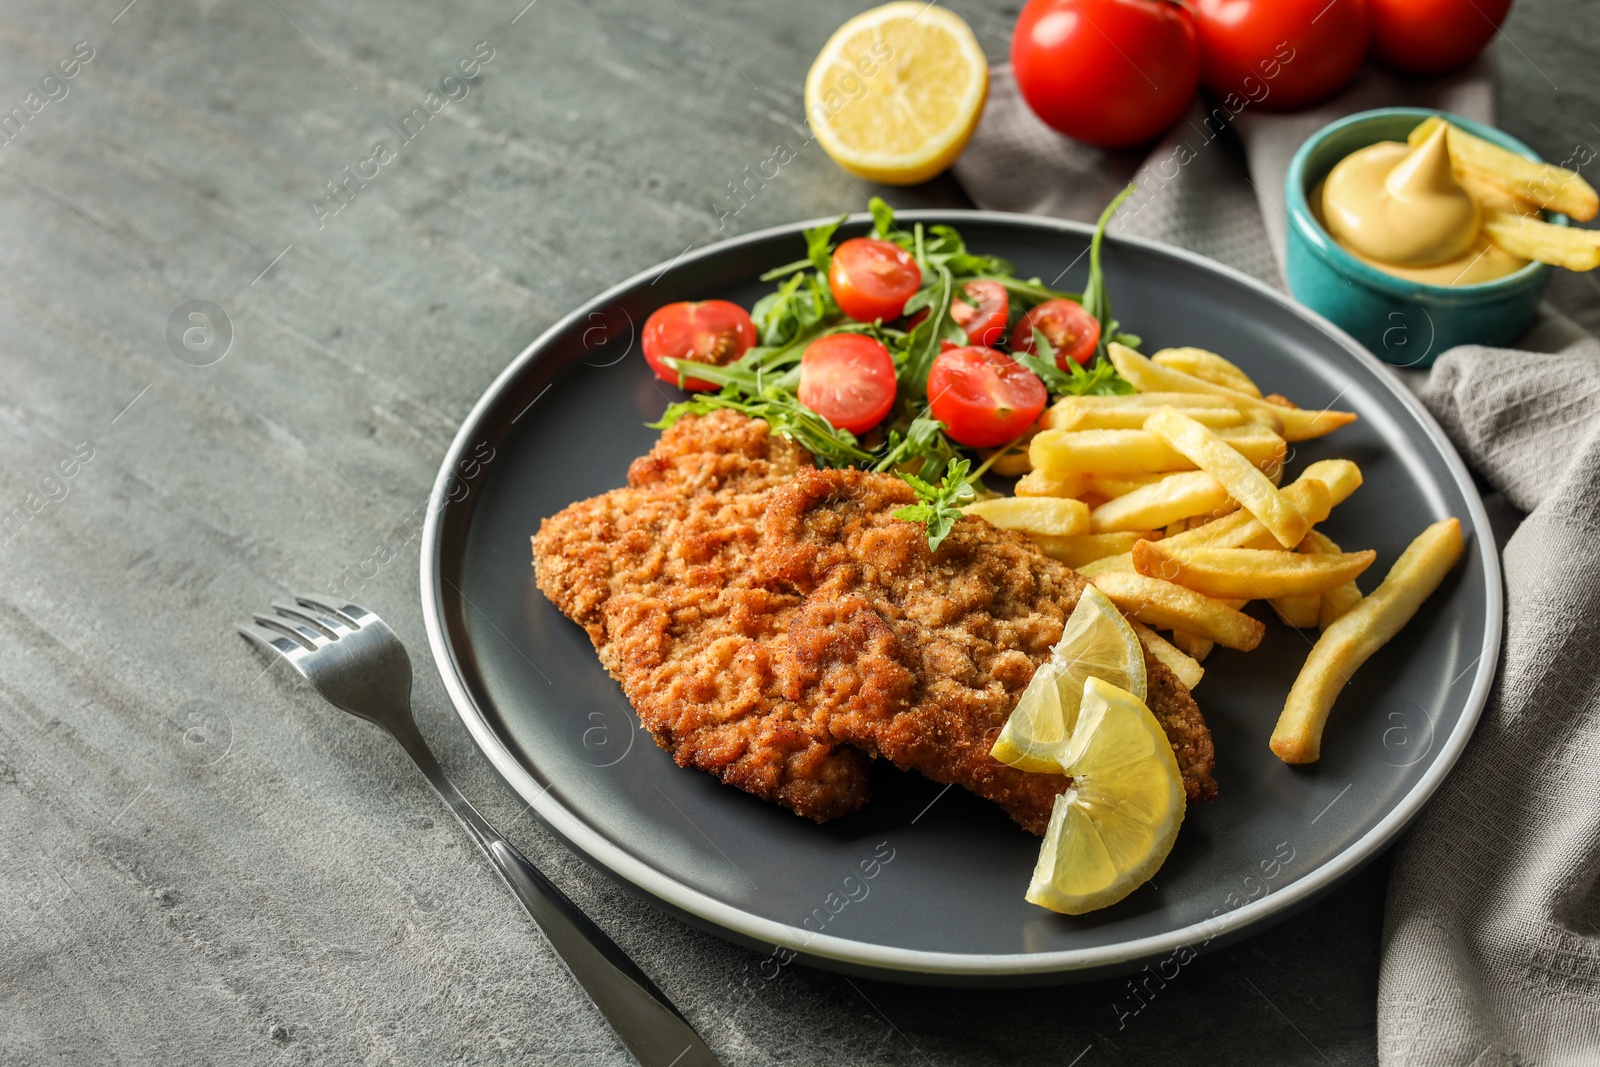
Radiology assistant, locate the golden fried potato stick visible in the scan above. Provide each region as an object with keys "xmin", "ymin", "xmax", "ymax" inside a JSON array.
[
  {"xmin": 1483, "ymin": 210, "xmax": 1600, "ymax": 271},
  {"xmin": 1089, "ymin": 471, "xmax": 1233, "ymax": 533},
  {"xmin": 1110, "ymin": 343, "xmax": 1357, "ymax": 442},
  {"xmin": 1030, "ymin": 425, "xmax": 1286, "ymax": 476},
  {"xmin": 1029, "ymin": 530, "xmax": 1155, "ymax": 569},
  {"xmin": 962, "ymin": 495, "xmax": 1090, "ymax": 537},
  {"xmin": 1079, "ymin": 471, "xmax": 1342, "ymax": 577},
  {"xmin": 1270, "ymin": 518, "xmax": 1465, "ymax": 764},
  {"xmin": 1409, "ymin": 116, "xmax": 1598, "ymax": 222},
  {"xmin": 980, "ymin": 446, "xmax": 1034, "ymax": 477},
  {"xmin": 1297, "ymin": 529, "xmax": 1363, "ymax": 629},
  {"xmin": 1144, "ymin": 407, "xmax": 1310, "ymax": 548},
  {"xmin": 1171, "ymin": 630, "xmax": 1215, "ymax": 662},
  {"xmin": 1132, "ymin": 622, "xmax": 1205, "ymax": 690},
  {"xmin": 1133, "ymin": 541, "xmax": 1378, "ymax": 599},
  {"xmin": 1044, "ymin": 401, "xmax": 1255, "ymax": 433},
  {"xmin": 1083, "ymin": 471, "xmax": 1173, "ymax": 499},
  {"xmin": 1151, "ymin": 347, "xmax": 1262, "ymax": 397},
  {"xmin": 1015, "ymin": 468, "xmax": 1090, "ymax": 499},
  {"xmin": 1270, "ymin": 533, "xmax": 1334, "ymax": 629},
  {"xmin": 1090, "ymin": 571, "xmax": 1266, "ymax": 652}
]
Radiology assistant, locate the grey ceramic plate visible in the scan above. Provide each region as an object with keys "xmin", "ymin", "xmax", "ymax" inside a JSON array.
[{"xmin": 419, "ymin": 212, "xmax": 1500, "ymax": 986}]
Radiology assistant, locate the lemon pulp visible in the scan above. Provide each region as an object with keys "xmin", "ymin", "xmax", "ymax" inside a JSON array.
[
  {"xmin": 991, "ymin": 585, "xmax": 1146, "ymax": 773},
  {"xmin": 804, "ymin": 3, "xmax": 988, "ymax": 186},
  {"xmin": 1026, "ymin": 678, "xmax": 1186, "ymax": 915}
]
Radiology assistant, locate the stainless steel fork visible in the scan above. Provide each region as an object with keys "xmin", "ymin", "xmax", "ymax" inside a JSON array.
[{"xmin": 238, "ymin": 594, "xmax": 720, "ymax": 1067}]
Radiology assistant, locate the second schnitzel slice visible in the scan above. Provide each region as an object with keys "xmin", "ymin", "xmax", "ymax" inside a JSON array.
[{"xmin": 759, "ymin": 466, "xmax": 1217, "ymax": 835}]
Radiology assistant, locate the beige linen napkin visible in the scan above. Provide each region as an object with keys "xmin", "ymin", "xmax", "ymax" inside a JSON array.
[{"xmin": 952, "ymin": 61, "xmax": 1600, "ymax": 1066}]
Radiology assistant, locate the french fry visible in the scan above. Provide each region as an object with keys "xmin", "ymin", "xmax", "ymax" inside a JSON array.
[
  {"xmin": 1144, "ymin": 408, "xmax": 1310, "ymax": 547},
  {"xmin": 1269, "ymin": 535, "xmax": 1331, "ymax": 628},
  {"xmin": 1133, "ymin": 541, "xmax": 1377, "ymax": 599},
  {"xmin": 1294, "ymin": 529, "xmax": 1363, "ymax": 630},
  {"xmin": 1089, "ymin": 572, "xmax": 1266, "ymax": 652},
  {"xmin": 1409, "ymin": 116, "xmax": 1599, "ymax": 222},
  {"xmin": 1270, "ymin": 595, "xmax": 1321, "ymax": 629},
  {"xmin": 1083, "ymin": 472, "xmax": 1171, "ymax": 499},
  {"xmin": 1320, "ymin": 581, "xmax": 1363, "ymax": 629},
  {"xmin": 1109, "ymin": 343, "xmax": 1357, "ymax": 441},
  {"xmin": 1044, "ymin": 398, "xmax": 1255, "ymax": 433},
  {"xmin": 1270, "ymin": 518, "xmax": 1465, "ymax": 763},
  {"xmin": 1089, "ymin": 471, "xmax": 1233, "ymax": 533},
  {"xmin": 1163, "ymin": 475, "xmax": 1340, "ymax": 554},
  {"xmin": 981, "ymin": 447, "xmax": 1034, "ymax": 477},
  {"xmin": 1075, "ymin": 455, "xmax": 1349, "ymax": 576},
  {"xmin": 1015, "ymin": 468, "xmax": 1089, "ymax": 498},
  {"xmin": 1030, "ymin": 425, "xmax": 1286, "ymax": 477},
  {"xmin": 1151, "ymin": 347, "xmax": 1262, "ymax": 397},
  {"xmin": 1031, "ymin": 530, "xmax": 1156, "ymax": 568},
  {"xmin": 1079, "ymin": 552, "xmax": 1136, "ymax": 578},
  {"xmin": 1171, "ymin": 630, "xmax": 1215, "ymax": 662},
  {"xmin": 1458, "ymin": 171, "xmax": 1542, "ymax": 216},
  {"xmin": 962, "ymin": 496, "xmax": 1090, "ymax": 537},
  {"xmin": 1132, "ymin": 622, "xmax": 1205, "ymax": 689},
  {"xmin": 1298, "ymin": 458, "xmax": 1364, "ymax": 504},
  {"xmin": 1483, "ymin": 209, "xmax": 1600, "ymax": 271}
]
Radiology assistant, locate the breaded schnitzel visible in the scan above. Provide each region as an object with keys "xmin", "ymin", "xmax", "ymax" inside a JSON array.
[{"xmin": 533, "ymin": 410, "xmax": 1216, "ymax": 834}]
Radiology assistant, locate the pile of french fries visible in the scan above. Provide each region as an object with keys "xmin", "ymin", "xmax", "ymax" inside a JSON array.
[
  {"xmin": 965, "ymin": 342, "xmax": 1465, "ymax": 764},
  {"xmin": 1408, "ymin": 116, "xmax": 1600, "ymax": 271}
]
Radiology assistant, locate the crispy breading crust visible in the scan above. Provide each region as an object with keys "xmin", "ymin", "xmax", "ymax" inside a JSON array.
[{"xmin": 533, "ymin": 411, "xmax": 1216, "ymax": 834}]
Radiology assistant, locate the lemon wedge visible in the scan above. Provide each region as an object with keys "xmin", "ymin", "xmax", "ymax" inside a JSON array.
[
  {"xmin": 804, "ymin": 3, "xmax": 988, "ymax": 186},
  {"xmin": 992, "ymin": 585, "xmax": 1147, "ymax": 774},
  {"xmin": 1026, "ymin": 678, "xmax": 1186, "ymax": 915}
]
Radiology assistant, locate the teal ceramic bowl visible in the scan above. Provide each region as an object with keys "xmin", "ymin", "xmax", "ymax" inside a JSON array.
[{"xmin": 1286, "ymin": 107, "xmax": 1561, "ymax": 367}]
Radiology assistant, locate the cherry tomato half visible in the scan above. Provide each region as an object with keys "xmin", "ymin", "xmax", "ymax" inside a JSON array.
[
  {"xmin": 798, "ymin": 333, "xmax": 898, "ymax": 436},
  {"xmin": 1367, "ymin": 0, "xmax": 1509, "ymax": 75},
  {"xmin": 1192, "ymin": 0, "xmax": 1369, "ymax": 113},
  {"xmin": 1011, "ymin": 0, "xmax": 1201, "ymax": 149},
  {"xmin": 829, "ymin": 238, "xmax": 922, "ymax": 323},
  {"xmin": 928, "ymin": 347, "xmax": 1049, "ymax": 449},
  {"xmin": 641, "ymin": 300, "xmax": 757, "ymax": 391},
  {"xmin": 1009, "ymin": 299, "xmax": 1101, "ymax": 367},
  {"xmin": 950, "ymin": 280, "xmax": 1010, "ymax": 347}
]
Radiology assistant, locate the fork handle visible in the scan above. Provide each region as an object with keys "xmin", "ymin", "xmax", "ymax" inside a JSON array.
[{"xmin": 396, "ymin": 728, "xmax": 721, "ymax": 1067}]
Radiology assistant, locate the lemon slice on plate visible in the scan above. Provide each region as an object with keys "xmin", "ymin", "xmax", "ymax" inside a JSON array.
[
  {"xmin": 992, "ymin": 585, "xmax": 1147, "ymax": 773},
  {"xmin": 804, "ymin": 2, "xmax": 988, "ymax": 186},
  {"xmin": 1026, "ymin": 677, "xmax": 1186, "ymax": 915}
]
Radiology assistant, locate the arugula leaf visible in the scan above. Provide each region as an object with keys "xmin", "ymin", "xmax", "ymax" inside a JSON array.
[
  {"xmin": 805, "ymin": 216, "xmax": 843, "ymax": 276},
  {"xmin": 1081, "ymin": 183, "xmax": 1136, "ymax": 361},
  {"xmin": 1015, "ymin": 329, "xmax": 1133, "ymax": 398},
  {"xmin": 651, "ymin": 385, "xmax": 874, "ymax": 468},
  {"xmin": 892, "ymin": 458, "xmax": 976, "ymax": 551},
  {"xmin": 869, "ymin": 197, "xmax": 898, "ymax": 240},
  {"xmin": 897, "ymin": 265, "xmax": 965, "ymax": 400},
  {"xmin": 750, "ymin": 271, "xmax": 840, "ymax": 348},
  {"xmin": 1013, "ymin": 350, "xmax": 1074, "ymax": 395},
  {"xmin": 874, "ymin": 416, "xmax": 958, "ymax": 480}
]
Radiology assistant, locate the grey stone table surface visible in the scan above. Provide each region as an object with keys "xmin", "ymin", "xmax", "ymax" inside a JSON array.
[{"xmin": 1, "ymin": 1, "xmax": 1595, "ymax": 1065}]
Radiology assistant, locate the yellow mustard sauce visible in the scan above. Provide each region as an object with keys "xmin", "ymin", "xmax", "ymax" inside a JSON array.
[{"xmin": 1311, "ymin": 124, "xmax": 1531, "ymax": 285}]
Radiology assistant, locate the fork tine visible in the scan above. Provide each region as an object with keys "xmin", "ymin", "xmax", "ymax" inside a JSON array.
[
  {"xmin": 253, "ymin": 613, "xmax": 331, "ymax": 650},
  {"xmin": 293, "ymin": 594, "xmax": 369, "ymax": 629},
  {"xmin": 236, "ymin": 621, "xmax": 311, "ymax": 660},
  {"xmin": 272, "ymin": 600, "xmax": 349, "ymax": 637}
]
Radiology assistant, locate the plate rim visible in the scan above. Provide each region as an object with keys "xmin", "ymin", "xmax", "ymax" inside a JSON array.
[{"xmin": 419, "ymin": 209, "xmax": 1503, "ymax": 979}]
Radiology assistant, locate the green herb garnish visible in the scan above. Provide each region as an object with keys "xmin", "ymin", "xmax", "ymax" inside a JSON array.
[{"xmin": 892, "ymin": 459, "xmax": 977, "ymax": 552}]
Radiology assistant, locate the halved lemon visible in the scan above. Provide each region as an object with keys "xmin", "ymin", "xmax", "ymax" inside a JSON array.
[
  {"xmin": 1026, "ymin": 677, "xmax": 1186, "ymax": 915},
  {"xmin": 991, "ymin": 585, "xmax": 1146, "ymax": 773},
  {"xmin": 804, "ymin": 3, "xmax": 988, "ymax": 186}
]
